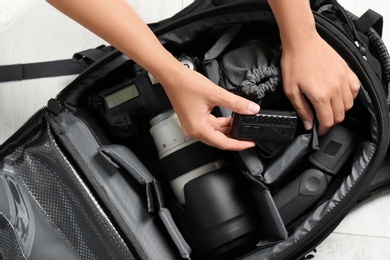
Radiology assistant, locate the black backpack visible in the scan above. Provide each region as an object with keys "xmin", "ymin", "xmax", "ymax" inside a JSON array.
[{"xmin": 1, "ymin": 0, "xmax": 389, "ymax": 259}]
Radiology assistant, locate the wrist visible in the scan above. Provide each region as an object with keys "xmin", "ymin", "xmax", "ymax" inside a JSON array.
[
  {"xmin": 153, "ymin": 58, "xmax": 182, "ymax": 83},
  {"xmin": 280, "ymin": 24, "xmax": 318, "ymax": 51},
  {"xmin": 268, "ymin": 0, "xmax": 317, "ymax": 50},
  {"xmin": 148, "ymin": 54, "xmax": 187, "ymax": 93}
]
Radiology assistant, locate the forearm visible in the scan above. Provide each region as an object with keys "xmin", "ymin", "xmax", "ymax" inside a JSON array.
[
  {"xmin": 267, "ymin": 0, "xmax": 317, "ymax": 50},
  {"xmin": 47, "ymin": 0, "xmax": 181, "ymax": 83}
]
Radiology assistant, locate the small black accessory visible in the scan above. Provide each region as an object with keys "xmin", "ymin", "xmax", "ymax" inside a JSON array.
[
  {"xmin": 273, "ymin": 125, "xmax": 359, "ymax": 225},
  {"xmin": 230, "ymin": 109, "xmax": 298, "ymax": 143}
]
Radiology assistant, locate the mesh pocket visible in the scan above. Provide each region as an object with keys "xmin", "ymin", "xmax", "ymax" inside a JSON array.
[
  {"xmin": 0, "ymin": 213, "xmax": 27, "ymax": 260},
  {"xmin": 11, "ymin": 124, "xmax": 134, "ymax": 260}
]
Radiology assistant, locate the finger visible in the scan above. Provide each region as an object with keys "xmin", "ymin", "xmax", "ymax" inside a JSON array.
[
  {"xmin": 198, "ymin": 124, "xmax": 255, "ymax": 151},
  {"xmin": 330, "ymin": 91, "xmax": 345, "ymax": 124},
  {"xmin": 217, "ymin": 126, "xmax": 231, "ymax": 136},
  {"xmin": 213, "ymin": 88, "xmax": 260, "ymax": 115},
  {"xmin": 342, "ymin": 69, "xmax": 359, "ymax": 111},
  {"xmin": 208, "ymin": 115, "xmax": 232, "ymax": 129},
  {"xmin": 342, "ymin": 78, "xmax": 354, "ymax": 111},
  {"xmin": 285, "ymin": 86, "xmax": 314, "ymax": 131},
  {"xmin": 205, "ymin": 132, "xmax": 256, "ymax": 151},
  {"xmin": 315, "ymin": 101, "xmax": 334, "ymax": 136},
  {"xmin": 348, "ymin": 69, "xmax": 360, "ymax": 99},
  {"xmin": 207, "ymin": 115, "xmax": 231, "ymax": 134}
]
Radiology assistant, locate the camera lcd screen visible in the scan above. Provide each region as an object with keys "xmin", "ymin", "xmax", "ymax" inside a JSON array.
[{"xmin": 104, "ymin": 84, "xmax": 140, "ymax": 109}]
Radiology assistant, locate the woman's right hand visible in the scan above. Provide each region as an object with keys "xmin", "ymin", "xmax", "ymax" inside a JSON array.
[{"xmin": 158, "ymin": 64, "xmax": 261, "ymax": 151}]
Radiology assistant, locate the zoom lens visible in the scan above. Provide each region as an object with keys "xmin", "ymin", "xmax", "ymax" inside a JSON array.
[{"xmin": 149, "ymin": 110, "xmax": 227, "ymax": 204}]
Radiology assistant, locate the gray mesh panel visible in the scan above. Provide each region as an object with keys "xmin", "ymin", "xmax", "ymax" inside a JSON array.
[
  {"xmin": 11, "ymin": 125, "xmax": 135, "ymax": 260},
  {"xmin": 0, "ymin": 212, "xmax": 27, "ymax": 260}
]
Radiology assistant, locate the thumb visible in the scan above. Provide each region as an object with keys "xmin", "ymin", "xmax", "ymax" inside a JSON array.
[{"xmin": 217, "ymin": 89, "xmax": 260, "ymax": 115}]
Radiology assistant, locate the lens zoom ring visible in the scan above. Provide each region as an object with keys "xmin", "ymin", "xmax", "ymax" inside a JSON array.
[{"xmin": 160, "ymin": 142, "xmax": 223, "ymax": 181}]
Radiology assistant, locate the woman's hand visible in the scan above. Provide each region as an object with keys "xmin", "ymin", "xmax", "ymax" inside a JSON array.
[
  {"xmin": 268, "ymin": 0, "xmax": 360, "ymax": 135},
  {"xmin": 281, "ymin": 32, "xmax": 360, "ymax": 135},
  {"xmin": 158, "ymin": 64, "xmax": 260, "ymax": 151}
]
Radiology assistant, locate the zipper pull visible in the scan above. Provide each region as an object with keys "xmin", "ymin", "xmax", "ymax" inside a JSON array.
[
  {"xmin": 305, "ymin": 248, "xmax": 317, "ymax": 259},
  {"xmin": 354, "ymin": 41, "xmax": 368, "ymax": 60},
  {"xmin": 47, "ymin": 98, "xmax": 66, "ymax": 115}
]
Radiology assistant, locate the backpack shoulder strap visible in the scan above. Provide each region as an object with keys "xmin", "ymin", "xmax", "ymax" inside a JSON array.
[{"xmin": 0, "ymin": 45, "xmax": 114, "ymax": 83}]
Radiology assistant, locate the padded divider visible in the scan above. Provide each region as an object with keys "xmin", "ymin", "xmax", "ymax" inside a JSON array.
[
  {"xmin": 263, "ymin": 134, "xmax": 316, "ymax": 186},
  {"xmin": 98, "ymin": 144, "xmax": 192, "ymax": 259},
  {"xmin": 47, "ymin": 110, "xmax": 177, "ymax": 260},
  {"xmin": 243, "ymin": 172, "xmax": 288, "ymax": 241}
]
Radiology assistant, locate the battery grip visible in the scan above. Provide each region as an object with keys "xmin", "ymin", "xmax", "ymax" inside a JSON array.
[{"xmin": 230, "ymin": 109, "xmax": 298, "ymax": 143}]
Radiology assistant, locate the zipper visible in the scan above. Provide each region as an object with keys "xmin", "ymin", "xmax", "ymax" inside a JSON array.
[
  {"xmin": 271, "ymin": 16, "xmax": 389, "ymax": 260},
  {"xmin": 0, "ymin": 96, "xmax": 71, "ymax": 156}
]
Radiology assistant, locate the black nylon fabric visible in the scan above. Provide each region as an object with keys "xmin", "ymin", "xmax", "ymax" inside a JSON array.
[{"xmin": 368, "ymin": 148, "xmax": 390, "ymax": 195}]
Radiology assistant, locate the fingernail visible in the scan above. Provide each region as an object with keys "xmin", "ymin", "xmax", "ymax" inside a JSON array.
[
  {"xmin": 303, "ymin": 121, "xmax": 313, "ymax": 130},
  {"xmin": 248, "ymin": 102, "xmax": 260, "ymax": 113}
]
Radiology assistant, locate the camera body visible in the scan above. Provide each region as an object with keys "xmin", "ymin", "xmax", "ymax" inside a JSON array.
[
  {"xmin": 89, "ymin": 55, "xmax": 197, "ymax": 139},
  {"xmin": 89, "ymin": 64, "xmax": 172, "ymax": 139}
]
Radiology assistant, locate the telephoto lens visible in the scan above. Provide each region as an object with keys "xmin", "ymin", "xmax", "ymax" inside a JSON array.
[{"xmin": 149, "ymin": 110, "xmax": 259, "ymax": 259}]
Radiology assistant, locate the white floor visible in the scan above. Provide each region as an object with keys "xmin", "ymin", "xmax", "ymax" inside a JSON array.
[{"xmin": 1, "ymin": 0, "xmax": 390, "ymax": 259}]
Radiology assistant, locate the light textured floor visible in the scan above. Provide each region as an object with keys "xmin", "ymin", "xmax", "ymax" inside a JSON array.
[{"xmin": 1, "ymin": 1, "xmax": 390, "ymax": 259}]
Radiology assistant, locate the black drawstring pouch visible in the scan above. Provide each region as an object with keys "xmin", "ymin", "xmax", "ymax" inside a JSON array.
[{"xmin": 203, "ymin": 25, "xmax": 283, "ymax": 104}]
